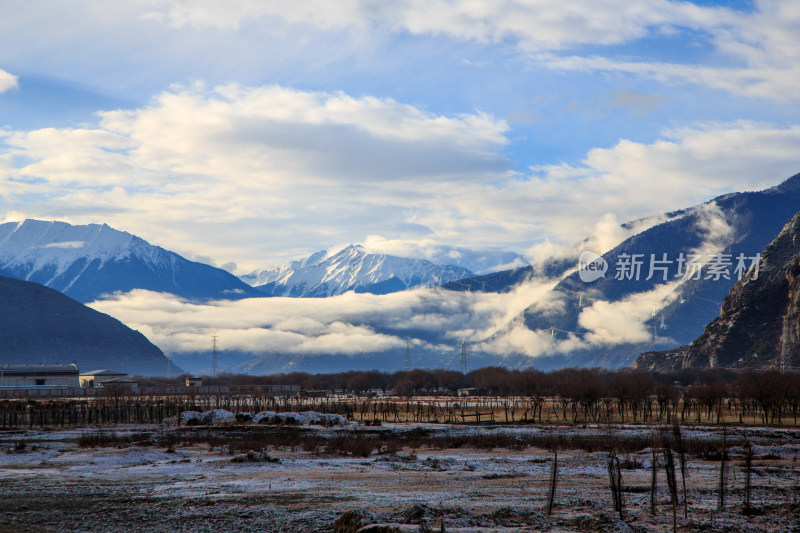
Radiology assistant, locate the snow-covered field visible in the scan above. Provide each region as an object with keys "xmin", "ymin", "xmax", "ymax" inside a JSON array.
[{"xmin": 0, "ymin": 417, "xmax": 798, "ymax": 532}]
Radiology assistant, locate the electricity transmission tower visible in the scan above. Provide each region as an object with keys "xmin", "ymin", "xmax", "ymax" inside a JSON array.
[
  {"xmin": 405, "ymin": 339, "xmax": 411, "ymax": 371},
  {"xmin": 211, "ymin": 336, "xmax": 219, "ymax": 376},
  {"xmin": 460, "ymin": 340, "xmax": 468, "ymax": 374}
]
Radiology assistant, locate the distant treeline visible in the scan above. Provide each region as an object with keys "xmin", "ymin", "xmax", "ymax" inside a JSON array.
[
  {"xmin": 149, "ymin": 366, "xmax": 791, "ymax": 393},
  {"xmin": 139, "ymin": 366, "xmax": 800, "ymax": 425}
]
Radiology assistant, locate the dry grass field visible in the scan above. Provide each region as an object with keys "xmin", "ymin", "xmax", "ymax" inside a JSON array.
[{"xmin": 0, "ymin": 418, "xmax": 798, "ymax": 532}]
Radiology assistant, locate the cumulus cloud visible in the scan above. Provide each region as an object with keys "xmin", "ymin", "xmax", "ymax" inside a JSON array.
[
  {"xmin": 0, "ymin": 69, "xmax": 17, "ymax": 93},
  {"xmin": 525, "ymin": 212, "xmax": 672, "ymax": 267},
  {"xmin": 1, "ymin": 83, "xmax": 513, "ymax": 269},
  {"xmin": 3, "ymin": 85, "xmax": 799, "ymax": 271}
]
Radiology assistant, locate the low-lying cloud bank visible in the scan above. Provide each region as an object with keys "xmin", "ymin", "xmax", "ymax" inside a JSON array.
[
  {"xmin": 89, "ymin": 269, "xmax": 686, "ymax": 364},
  {"xmin": 89, "ymin": 279, "xmax": 555, "ymax": 356}
]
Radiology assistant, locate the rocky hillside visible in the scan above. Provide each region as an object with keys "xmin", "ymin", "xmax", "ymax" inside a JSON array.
[
  {"xmin": 0, "ymin": 276, "xmax": 181, "ymax": 375},
  {"xmin": 635, "ymin": 211, "xmax": 800, "ymax": 371}
]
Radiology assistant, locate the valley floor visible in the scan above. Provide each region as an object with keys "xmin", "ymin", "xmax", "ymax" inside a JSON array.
[{"xmin": 0, "ymin": 423, "xmax": 798, "ymax": 532}]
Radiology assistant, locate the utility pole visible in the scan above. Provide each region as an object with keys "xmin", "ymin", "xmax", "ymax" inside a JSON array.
[
  {"xmin": 211, "ymin": 336, "xmax": 219, "ymax": 376},
  {"xmin": 780, "ymin": 316, "xmax": 788, "ymax": 373}
]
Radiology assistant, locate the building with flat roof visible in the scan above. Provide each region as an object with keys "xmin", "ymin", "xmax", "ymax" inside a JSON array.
[
  {"xmin": 80, "ymin": 369, "xmax": 128, "ymax": 388},
  {"xmin": 457, "ymin": 387, "xmax": 487, "ymax": 397},
  {"xmin": 0, "ymin": 363, "xmax": 80, "ymax": 388}
]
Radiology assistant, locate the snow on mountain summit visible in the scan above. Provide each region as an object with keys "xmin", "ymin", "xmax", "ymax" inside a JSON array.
[
  {"xmin": 0, "ymin": 220, "xmax": 157, "ymax": 276},
  {"xmin": 240, "ymin": 244, "xmax": 475, "ymax": 297},
  {"xmin": 0, "ymin": 219, "xmax": 260, "ymax": 302}
]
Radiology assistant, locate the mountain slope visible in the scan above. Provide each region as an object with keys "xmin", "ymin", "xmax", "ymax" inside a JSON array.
[
  {"xmin": 241, "ymin": 245, "xmax": 474, "ymax": 297},
  {"xmin": 499, "ymin": 171, "xmax": 800, "ymax": 368},
  {"xmin": 0, "ymin": 276, "xmax": 182, "ymax": 375},
  {"xmin": 0, "ymin": 220, "xmax": 261, "ymax": 303},
  {"xmin": 679, "ymin": 211, "xmax": 800, "ymax": 370}
]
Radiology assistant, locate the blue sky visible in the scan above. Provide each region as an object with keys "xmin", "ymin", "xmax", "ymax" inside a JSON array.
[{"xmin": 2, "ymin": 0, "xmax": 800, "ymax": 273}]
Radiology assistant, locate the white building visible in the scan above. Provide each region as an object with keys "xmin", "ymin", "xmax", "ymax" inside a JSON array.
[{"xmin": 0, "ymin": 363, "xmax": 80, "ymax": 388}]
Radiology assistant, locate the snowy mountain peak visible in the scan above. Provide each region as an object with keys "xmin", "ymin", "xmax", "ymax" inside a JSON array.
[
  {"xmin": 240, "ymin": 245, "xmax": 475, "ymax": 297},
  {"xmin": 0, "ymin": 219, "xmax": 159, "ymax": 283},
  {"xmin": 0, "ymin": 219, "xmax": 259, "ymax": 302}
]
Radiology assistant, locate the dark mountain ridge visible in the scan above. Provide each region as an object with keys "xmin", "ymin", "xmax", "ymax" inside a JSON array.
[
  {"xmin": 679, "ymin": 211, "xmax": 800, "ymax": 370},
  {"xmin": 0, "ymin": 275, "xmax": 182, "ymax": 375}
]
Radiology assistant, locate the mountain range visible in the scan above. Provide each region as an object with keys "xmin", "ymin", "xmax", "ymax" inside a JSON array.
[
  {"xmin": 5, "ymin": 172, "xmax": 800, "ymax": 375},
  {"xmin": 636, "ymin": 210, "xmax": 800, "ymax": 372},
  {"xmin": 451, "ymin": 172, "xmax": 800, "ymax": 369},
  {"xmin": 240, "ymin": 244, "xmax": 475, "ymax": 297},
  {"xmin": 155, "ymin": 171, "xmax": 800, "ymax": 375},
  {"xmin": 0, "ymin": 219, "xmax": 261, "ymax": 303},
  {"xmin": 0, "ymin": 275, "xmax": 181, "ymax": 375}
]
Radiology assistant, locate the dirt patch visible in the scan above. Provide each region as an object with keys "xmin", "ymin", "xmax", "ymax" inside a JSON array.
[{"xmin": 0, "ymin": 423, "xmax": 798, "ymax": 532}]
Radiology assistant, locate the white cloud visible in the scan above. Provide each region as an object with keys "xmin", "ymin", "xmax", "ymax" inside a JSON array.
[
  {"xmin": 0, "ymin": 69, "xmax": 17, "ymax": 93},
  {"xmin": 89, "ymin": 275, "xmax": 559, "ymax": 359},
  {"xmin": 533, "ymin": 1, "xmax": 800, "ymax": 101},
  {"xmin": 525, "ymin": 212, "xmax": 671, "ymax": 267},
  {"xmin": 89, "ymin": 268, "xmax": 685, "ymax": 364},
  {"xmin": 688, "ymin": 201, "xmax": 736, "ymax": 259},
  {"xmin": 142, "ymin": 0, "xmax": 733, "ymax": 52},
  {"xmin": 1, "ymin": 83, "xmax": 512, "ymax": 269},
  {"xmin": 577, "ymin": 281, "xmax": 681, "ymax": 345},
  {"xmin": 358, "ymin": 235, "xmax": 526, "ymax": 273},
  {"xmin": 3, "ymin": 84, "xmax": 799, "ymax": 271},
  {"xmin": 138, "ymin": 1, "xmax": 800, "ymax": 100}
]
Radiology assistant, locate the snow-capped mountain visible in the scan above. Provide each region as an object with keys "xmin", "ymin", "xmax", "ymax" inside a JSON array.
[
  {"xmin": 0, "ymin": 219, "xmax": 261, "ymax": 302},
  {"xmin": 240, "ymin": 244, "xmax": 475, "ymax": 297}
]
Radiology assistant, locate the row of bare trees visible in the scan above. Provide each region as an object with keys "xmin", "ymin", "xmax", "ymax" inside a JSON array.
[{"xmin": 148, "ymin": 367, "xmax": 800, "ymax": 425}]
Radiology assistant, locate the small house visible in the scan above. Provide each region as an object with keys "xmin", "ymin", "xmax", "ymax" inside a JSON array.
[
  {"xmin": 185, "ymin": 376, "xmax": 203, "ymax": 387},
  {"xmin": 80, "ymin": 369, "xmax": 128, "ymax": 388},
  {"xmin": 98, "ymin": 377, "xmax": 139, "ymax": 394},
  {"xmin": 457, "ymin": 387, "xmax": 487, "ymax": 397}
]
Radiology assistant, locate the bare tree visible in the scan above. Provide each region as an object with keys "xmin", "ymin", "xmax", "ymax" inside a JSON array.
[
  {"xmin": 672, "ymin": 424, "xmax": 688, "ymax": 518},
  {"xmin": 718, "ymin": 425, "xmax": 728, "ymax": 511},
  {"xmin": 546, "ymin": 448, "xmax": 558, "ymax": 516},
  {"xmin": 607, "ymin": 451, "xmax": 625, "ymax": 521}
]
